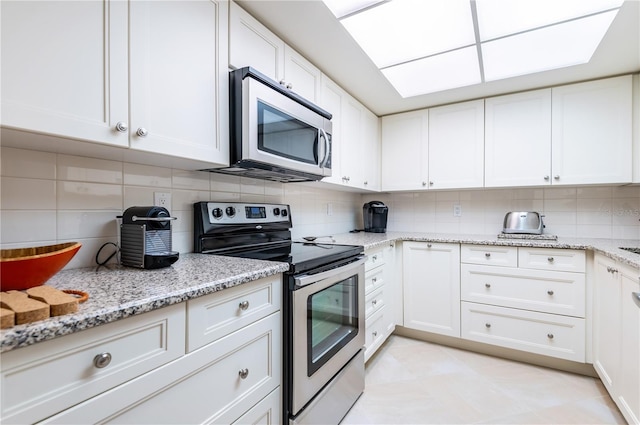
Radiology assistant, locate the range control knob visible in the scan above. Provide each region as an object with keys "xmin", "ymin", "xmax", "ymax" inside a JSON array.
[
  {"xmin": 273, "ymin": 207, "xmax": 280, "ymax": 216},
  {"xmin": 281, "ymin": 209, "xmax": 288, "ymax": 217},
  {"xmin": 225, "ymin": 206, "xmax": 236, "ymax": 217},
  {"xmin": 212, "ymin": 208, "xmax": 223, "ymax": 219}
]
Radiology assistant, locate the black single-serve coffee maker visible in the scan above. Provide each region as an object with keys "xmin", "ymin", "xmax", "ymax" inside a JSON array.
[
  {"xmin": 363, "ymin": 201, "xmax": 388, "ymax": 233},
  {"xmin": 120, "ymin": 206, "xmax": 179, "ymax": 269}
]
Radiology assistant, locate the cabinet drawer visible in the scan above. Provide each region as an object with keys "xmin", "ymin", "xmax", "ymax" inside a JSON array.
[
  {"xmin": 365, "ymin": 306, "xmax": 386, "ymax": 350},
  {"xmin": 461, "ymin": 264, "xmax": 586, "ymax": 317},
  {"xmin": 461, "ymin": 302, "xmax": 585, "ymax": 362},
  {"xmin": 187, "ymin": 275, "xmax": 281, "ymax": 351},
  {"xmin": 365, "ymin": 248, "xmax": 386, "ymax": 272},
  {"xmin": 42, "ymin": 313, "xmax": 281, "ymax": 425},
  {"xmin": 365, "ymin": 266, "xmax": 384, "ymax": 295},
  {"xmin": 232, "ymin": 387, "xmax": 281, "ymax": 425},
  {"xmin": 461, "ymin": 244, "xmax": 518, "ymax": 267},
  {"xmin": 365, "ymin": 286, "xmax": 385, "ymax": 318},
  {"xmin": 1, "ymin": 304, "xmax": 185, "ymax": 424},
  {"xmin": 519, "ymin": 248, "xmax": 585, "ymax": 273}
]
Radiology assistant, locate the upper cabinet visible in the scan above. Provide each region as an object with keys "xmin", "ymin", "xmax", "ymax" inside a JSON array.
[
  {"xmin": 1, "ymin": 0, "xmax": 230, "ymax": 166},
  {"xmin": 229, "ymin": 1, "xmax": 321, "ymax": 103},
  {"xmin": 551, "ymin": 75, "xmax": 632, "ymax": 185},
  {"xmin": 428, "ymin": 100, "xmax": 484, "ymax": 189},
  {"xmin": 485, "ymin": 89, "xmax": 552, "ymax": 187}
]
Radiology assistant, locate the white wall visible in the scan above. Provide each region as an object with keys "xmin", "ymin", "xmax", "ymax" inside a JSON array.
[
  {"xmin": 364, "ymin": 186, "xmax": 640, "ymax": 239},
  {"xmin": 0, "ymin": 147, "xmax": 361, "ymax": 268}
]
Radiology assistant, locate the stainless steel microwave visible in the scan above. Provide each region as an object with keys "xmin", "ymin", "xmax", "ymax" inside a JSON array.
[{"xmin": 205, "ymin": 67, "xmax": 332, "ymax": 182}]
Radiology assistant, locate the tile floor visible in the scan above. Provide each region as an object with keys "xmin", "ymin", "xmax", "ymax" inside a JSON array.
[{"xmin": 342, "ymin": 335, "xmax": 626, "ymax": 424}]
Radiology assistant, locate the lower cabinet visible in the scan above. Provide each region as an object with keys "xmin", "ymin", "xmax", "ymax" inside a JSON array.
[
  {"xmin": 594, "ymin": 254, "xmax": 640, "ymax": 424},
  {"xmin": 402, "ymin": 242, "xmax": 461, "ymax": 338},
  {"xmin": 0, "ymin": 276, "xmax": 282, "ymax": 425},
  {"xmin": 364, "ymin": 243, "xmax": 397, "ymax": 361}
]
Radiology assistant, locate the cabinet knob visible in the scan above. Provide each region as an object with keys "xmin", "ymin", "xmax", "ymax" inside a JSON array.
[
  {"xmin": 544, "ymin": 175, "xmax": 550, "ymax": 181},
  {"xmin": 554, "ymin": 175, "xmax": 560, "ymax": 180},
  {"xmin": 93, "ymin": 352, "xmax": 112, "ymax": 369},
  {"xmin": 485, "ymin": 283, "xmax": 491, "ymax": 289},
  {"xmin": 372, "ymin": 255, "xmax": 378, "ymax": 261},
  {"xmin": 427, "ymin": 243, "xmax": 432, "ymax": 248},
  {"xmin": 364, "ymin": 181, "xmax": 368, "ymax": 185},
  {"xmin": 238, "ymin": 368, "xmax": 249, "ymax": 379},
  {"xmin": 239, "ymin": 300, "xmax": 250, "ymax": 311},
  {"xmin": 485, "ymin": 323, "xmax": 491, "ymax": 329},
  {"xmin": 547, "ymin": 257, "xmax": 554, "ymax": 263},
  {"xmin": 372, "ymin": 277, "xmax": 377, "ymax": 283},
  {"xmin": 547, "ymin": 333, "xmax": 554, "ymax": 340},
  {"xmin": 372, "ymin": 331, "xmax": 378, "ymax": 337},
  {"xmin": 422, "ymin": 181, "xmax": 427, "ymax": 187},
  {"xmin": 429, "ymin": 181, "xmax": 434, "ymax": 186},
  {"xmin": 485, "ymin": 253, "xmax": 491, "ymax": 258},
  {"xmin": 115, "ymin": 121, "xmax": 128, "ymax": 133},
  {"xmin": 372, "ymin": 299, "xmax": 377, "ymax": 305},
  {"xmin": 279, "ymin": 80, "xmax": 292, "ymax": 89},
  {"xmin": 547, "ymin": 290, "xmax": 554, "ymax": 296},
  {"xmin": 136, "ymin": 127, "xmax": 148, "ymax": 137}
]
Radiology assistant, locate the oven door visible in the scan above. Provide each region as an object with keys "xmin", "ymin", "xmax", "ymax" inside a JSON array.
[{"xmin": 291, "ymin": 257, "xmax": 365, "ymax": 415}]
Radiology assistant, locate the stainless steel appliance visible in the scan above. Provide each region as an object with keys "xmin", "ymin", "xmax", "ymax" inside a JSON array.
[
  {"xmin": 120, "ymin": 206, "xmax": 179, "ymax": 269},
  {"xmin": 502, "ymin": 211, "xmax": 545, "ymax": 234},
  {"xmin": 203, "ymin": 67, "xmax": 332, "ymax": 183},
  {"xmin": 363, "ymin": 201, "xmax": 388, "ymax": 233},
  {"xmin": 193, "ymin": 201, "xmax": 365, "ymax": 424}
]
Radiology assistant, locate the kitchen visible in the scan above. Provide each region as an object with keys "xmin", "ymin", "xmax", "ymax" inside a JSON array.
[{"xmin": 1, "ymin": 0, "xmax": 639, "ymax": 424}]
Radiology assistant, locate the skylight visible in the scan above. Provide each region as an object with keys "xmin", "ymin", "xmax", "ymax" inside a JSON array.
[{"xmin": 322, "ymin": 0, "xmax": 624, "ymax": 98}]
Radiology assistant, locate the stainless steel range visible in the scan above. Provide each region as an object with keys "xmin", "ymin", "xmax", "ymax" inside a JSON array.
[{"xmin": 194, "ymin": 202, "xmax": 365, "ymax": 424}]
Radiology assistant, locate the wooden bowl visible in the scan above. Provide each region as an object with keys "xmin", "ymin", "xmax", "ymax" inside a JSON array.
[{"xmin": 1, "ymin": 242, "xmax": 82, "ymax": 291}]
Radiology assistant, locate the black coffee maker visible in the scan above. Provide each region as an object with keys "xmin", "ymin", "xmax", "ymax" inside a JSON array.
[
  {"xmin": 363, "ymin": 201, "xmax": 388, "ymax": 233},
  {"xmin": 120, "ymin": 206, "xmax": 179, "ymax": 269}
]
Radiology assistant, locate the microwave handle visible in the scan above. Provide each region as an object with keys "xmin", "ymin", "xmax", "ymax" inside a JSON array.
[{"xmin": 319, "ymin": 128, "xmax": 330, "ymax": 167}]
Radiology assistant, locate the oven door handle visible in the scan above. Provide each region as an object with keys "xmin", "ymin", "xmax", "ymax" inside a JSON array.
[{"xmin": 294, "ymin": 256, "xmax": 365, "ymax": 288}]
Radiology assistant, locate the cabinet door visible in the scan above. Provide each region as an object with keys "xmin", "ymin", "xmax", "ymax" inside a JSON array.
[
  {"xmin": 129, "ymin": 0, "xmax": 229, "ymax": 164},
  {"xmin": 340, "ymin": 94, "xmax": 364, "ymax": 187},
  {"xmin": 619, "ymin": 265, "xmax": 640, "ymax": 425},
  {"xmin": 485, "ymin": 89, "xmax": 552, "ymax": 187},
  {"xmin": 362, "ymin": 108, "xmax": 381, "ymax": 191},
  {"xmin": 229, "ymin": 1, "xmax": 284, "ymax": 81},
  {"xmin": 319, "ymin": 75, "xmax": 344, "ymax": 185},
  {"xmin": 403, "ymin": 242, "xmax": 460, "ymax": 337},
  {"xmin": 593, "ymin": 254, "xmax": 621, "ymax": 394},
  {"xmin": 552, "ymin": 75, "xmax": 632, "ymax": 185},
  {"xmin": 0, "ymin": 0, "xmax": 129, "ymax": 147},
  {"xmin": 428, "ymin": 99, "xmax": 484, "ymax": 189},
  {"xmin": 283, "ymin": 46, "xmax": 321, "ymax": 103},
  {"xmin": 381, "ymin": 110, "xmax": 429, "ymax": 191}
]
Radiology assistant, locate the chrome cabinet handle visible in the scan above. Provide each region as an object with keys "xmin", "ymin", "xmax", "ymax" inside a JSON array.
[
  {"xmin": 544, "ymin": 175, "xmax": 550, "ymax": 181},
  {"xmin": 372, "ymin": 255, "xmax": 378, "ymax": 261},
  {"xmin": 239, "ymin": 300, "xmax": 250, "ymax": 311},
  {"xmin": 554, "ymin": 175, "xmax": 560, "ymax": 180},
  {"xmin": 372, "ymin": 331, "xmax": 378, "ymax": 337},
  {"xmin": 422, "ymin": 181, "xmax": 427, "ymax": 187},
  {"xmin": 93, "ymin": 352, "xmax": 112, "ymax": 369},
  {"xmin": 485, "ymin": 283, "xmax": 491, "ymax": 288},
  {"xmin": 364, "ymin": 181, "xmax": 368, "ymax": 186},
  {"xmin": 115, "ymin": 121, "xmax": 128, "ymax": 132},
  {"xmin": 485, "ymin": 253, "xmax": 491, "ymax": 258},
  {"xmin": 547, "ymin": 333, "xmax": 554, "ymax": 339},
  {"xmin": 372, "ymin": 277, "xmax": 377, "ymax": 283},
  {"xmin": 429, "ymin": 181, "xmax": 434, "ymax": 186},
  {"xmin": 485, "ymin": 323, "xmax": 491, "ymax": 328},
  {"xmin": 547, "ymin": 257, "xmax": 554, "ymax": 262},
  {"xmin": 136, "ymin": 127, "xmax": 148, "ymax": 137},
  {"xmin": 427, "ymin": 243, "xmax": 432, "ymax": 248},
  {"xmin": 238, "ymin": 368, "xmax": 249, "ymax": 379},
  {"xmin": 547, "ymin": 290, "xmax": 554, "ymax": 296},
  {"xmin": 633, "ymin": 292, "xmax": 640, "ymax": 308},
  {"xmin": 607, "ymin": 266, "xmax": 619, "ymax": 274},
  {"xmin": 372, "ymin": 299, "xmax": 377, "ymax": 305},
  {"xmin": 278, "ymin": 80, "xmax": 292, "ymax": 89}
]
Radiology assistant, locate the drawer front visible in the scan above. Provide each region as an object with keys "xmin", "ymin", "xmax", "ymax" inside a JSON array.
[
  {"xmin": 43, "ymin": 313, "xmax": 281, "ymax": 425},
  {"xmin": 365, "ymin": 248, "xmax": 386, "ymax": 272},
  {"xmin": 232, "ymin": 387, "xmax": 280, "ymax": 425},
  {"xmin": 461, "ymin": 244, "xmax": 518, "ymax": 267},
  {"xmin": 461, "ymin": 264, "xmax": 586, "ymax": 317},
  {"xmin": 461, "ymin": 302, "xmax": 585, "ymax": 362},
  {"xmin": 187, "ymin": 275, "xmax": 281, "ymax": 352},
  {"xmin": 2, "ymin": 304, "xmax": 185, "ymax": 424},
  {"xmin": 519, "ymin": 248, "xmax": 585, "ymax": 273},
  {"xmin": 365, "ymin": 266, "xmax": 384, "ymax": 295},
  {"xmin": 365, "ymin": 286, "xmax": 385, "ymax": 318}
]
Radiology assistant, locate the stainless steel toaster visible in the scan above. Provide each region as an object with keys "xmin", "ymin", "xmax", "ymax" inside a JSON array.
[{"xmin": 502, "ymin": 212, "xmax": 545, "ymax": 234}]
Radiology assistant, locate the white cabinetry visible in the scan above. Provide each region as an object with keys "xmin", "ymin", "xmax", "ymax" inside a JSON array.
[
  {"xmin": 364, "ymin": 243, "xmax": 397, "ymax": 361},
  {"xmin": 551, "ymin": 75, "xmax": 632, "ymax": 185},
  {"xmin": 1, "ymin": 0, "xmax": 229, "ymax": 165},
  {"xmin": 381, "ymin": 110, "xmax": 429, "ymax": 191},
  {"xmin": 402, "ymin": 242, "xmax": 460, "ymax": 337},
  {"xmin": 428, "ymin": 100, "xmax": 484, "ymax": 189},
  {"xmin": 1, "ymin": 276, "xmax": 282, "ymax": 425},
  {"xmin": 485, "ymin": 89, "xmax": 552, "ymax": 187},
  {"xmin": 594, "ymin": 254, "xmax": 640, "ymax": 424},
  {"xmin": 460, "ymin": 245, "xmax": 586, "ymax": 362}
]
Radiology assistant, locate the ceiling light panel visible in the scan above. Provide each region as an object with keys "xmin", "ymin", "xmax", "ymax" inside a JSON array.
[
  {"xmin": 475, "ymin": 0, "xmax": 624, "ymax": 41},
  {"xmin": 322, "ymin": 0, "xmax": 384, "ymax": 19},
  {"xmin": 482, "ymin": 10, "xmax": 619, "ymax": 81},
  {"xmin": 381, "ymin": 46, "xmax": 481, "ymax": 97},
  {"xmin": 341, "ymin": 0, "xmax": 476, "ymax": 68}
]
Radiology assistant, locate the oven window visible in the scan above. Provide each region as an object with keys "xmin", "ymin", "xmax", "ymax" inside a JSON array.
[
  {"xmin": 307, "ymin": 275, "xmax": 359, "ymax": 376},
  {"xmin": 258, "ymin": 101, "xmax": 318, "ymax": 165}
]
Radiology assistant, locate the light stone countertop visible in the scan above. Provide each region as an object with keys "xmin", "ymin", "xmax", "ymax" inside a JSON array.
[{"xmin": 2, "ymin": 232, "xmax": 639, "ymax": 353}]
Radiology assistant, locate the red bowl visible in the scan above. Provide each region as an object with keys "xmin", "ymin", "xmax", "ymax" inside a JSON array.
[{"xmin": 1, "ymin": 242, "xmax": 82, "ymax": 291}]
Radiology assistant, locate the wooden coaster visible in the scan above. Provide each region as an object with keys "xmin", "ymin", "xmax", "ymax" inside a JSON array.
[
  {"xmin": 0, "ymin": 291, "xmax": 50, "ymax": 325},
  {"xmin": 0, "ymin": 307, "xmax": 15, "ymax": 329},
  {"xmin": 26, "ymin": 285, "xmax": 79, "ymax": 316}
]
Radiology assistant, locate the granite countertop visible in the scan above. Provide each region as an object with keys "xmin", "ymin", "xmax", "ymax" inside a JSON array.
[{"xmin": 0, "ymin": 254, "xmax": 289, "ymax": 353}]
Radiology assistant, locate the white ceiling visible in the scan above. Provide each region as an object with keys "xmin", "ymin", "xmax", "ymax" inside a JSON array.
[{"xmin": 235, "ymin": 0, "xmax": 640, "ymax": 116}]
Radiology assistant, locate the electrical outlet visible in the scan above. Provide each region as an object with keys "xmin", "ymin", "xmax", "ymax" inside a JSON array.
[
  {"xmin": 154, "ymin": 192, "xmax": 171, "ymax": 209},
  {"xmin": 453, "ymin": 204, "xmax": 462, "ymax": 217}
]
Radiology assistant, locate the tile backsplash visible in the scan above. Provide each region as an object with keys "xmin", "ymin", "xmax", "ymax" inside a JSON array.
[{"xmin": 2, "ymin": 147, "xmax": 639, "ymax": 270}]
